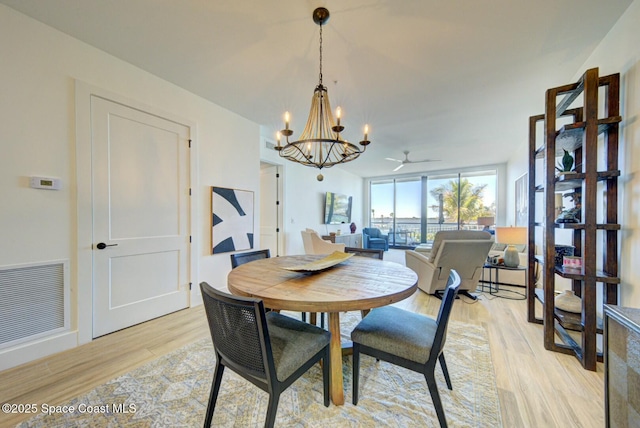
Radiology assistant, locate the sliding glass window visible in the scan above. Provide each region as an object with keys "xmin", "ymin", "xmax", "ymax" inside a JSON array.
[{"xmin": 369, "ymin": 170, "xmax": 497, "ymax": 248}]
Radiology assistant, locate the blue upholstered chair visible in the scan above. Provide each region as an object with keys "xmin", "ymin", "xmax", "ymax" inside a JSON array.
[{"xmin": 362, "ymin": 227, "xmax": 389, "ymax": 251}]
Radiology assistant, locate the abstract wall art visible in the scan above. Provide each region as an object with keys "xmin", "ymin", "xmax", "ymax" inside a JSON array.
[{"xmin": 212, "ymin": 187, "xmax": 254, "ymax": 254}]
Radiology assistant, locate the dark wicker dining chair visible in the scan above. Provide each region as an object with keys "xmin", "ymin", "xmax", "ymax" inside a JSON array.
[
  {"xmin": 344, "ymin": 247, "xmax": 384, "ymax": 259},
  {"xmin": 229, "ymin": 249, "xmax": 271, "ymax": 269},
  {"xmin": 230, "ymin": 249, "xmax": 309, "ymax": 320},
  {"xmin": 351, "ymin": 270, "xmax": 461, "ymax": 428},
  {"xmin": 200, "ymin": 282, "xmax": 331, "ymax": 428}
]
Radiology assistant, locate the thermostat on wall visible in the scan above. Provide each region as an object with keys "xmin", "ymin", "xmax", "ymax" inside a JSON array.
[{"xmin": 30, "ymin": 176, "xmax": 61, "ymax": 190}]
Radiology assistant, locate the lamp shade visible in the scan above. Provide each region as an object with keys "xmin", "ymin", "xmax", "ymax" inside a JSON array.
[
  {"xmin": 495, "ymin": 226, "xmax": 527, "ymax": 267},
  {"xmin": 477, "ymin": 216, "xmax": 495, "ymax": 227},
  {"xmin": 494, "ymin": 227, "xmax": 527, "ymax": 245}
]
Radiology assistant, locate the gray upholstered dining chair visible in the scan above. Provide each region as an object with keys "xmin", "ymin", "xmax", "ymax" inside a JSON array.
[
  {"xmin": 200, "ymin": 282, "xmax": 331, "ymax": 428},
  {"xmin": 351, "ymin": 270, "xmax": 461, "ymax": 428},
  {"xmin": 230, "ymin": 249, "xmax": 312, "ymax": 321}
]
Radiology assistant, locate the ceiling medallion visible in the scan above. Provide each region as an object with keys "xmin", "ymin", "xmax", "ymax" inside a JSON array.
[{"xmin": 275, "ymin": 7, "xmax": 371, "ymax": 181}]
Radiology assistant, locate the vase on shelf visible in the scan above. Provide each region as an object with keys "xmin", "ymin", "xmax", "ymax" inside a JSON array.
[
  {"xmin": 350, "ymin": 222, "xmax": 356, "ymax": 234},
  {"xmin": 554, "ymin": 245, "xmax": 575, "ymax": 266},
  {"xmin": 555, "ymin": 290, "xmax": 582, "ymax": 313}
]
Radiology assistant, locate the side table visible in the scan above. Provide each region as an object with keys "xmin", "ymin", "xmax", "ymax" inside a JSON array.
[{"xmin": 481, "ymin": 263, "xmax": 526, "ymax": 299}]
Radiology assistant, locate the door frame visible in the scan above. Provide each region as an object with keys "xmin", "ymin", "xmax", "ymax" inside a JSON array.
[
  {"xmin": 75, "ymin": 81, "xmax": 198, "ymax": 345},
  {"xmin": 259, "ymin": 161, "xmax": 285, "ymax": 257}
]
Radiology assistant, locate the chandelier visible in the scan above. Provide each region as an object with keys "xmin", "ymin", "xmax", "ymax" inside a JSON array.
[{"xmin": 275, "ymin": 7, "xmax": 371, "ymax": 181}]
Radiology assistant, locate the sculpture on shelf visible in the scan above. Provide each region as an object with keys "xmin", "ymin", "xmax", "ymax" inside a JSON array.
[
  {"xmin": 556, "ymin": 149, "xmax": 574, "ymax": 174},
  {"xmin": 556, "ymin": 208, "xmax": 580, "ymax": 223},
  {"xmin": 350, "ymin": 222, "xmax": 356, "ymax": 234},
  {"xmin": 556, "ymin": 192, "xmax": 581, "ymax": 223}
]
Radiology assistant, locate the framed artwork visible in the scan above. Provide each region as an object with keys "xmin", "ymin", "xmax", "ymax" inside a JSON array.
[
  {"xmin": 212, "ymin": 187, "xmax": 254, "ymax": 254},
  {"xmin": 515, "ymin": 173, "xmax": 528, "ymax": 227}
]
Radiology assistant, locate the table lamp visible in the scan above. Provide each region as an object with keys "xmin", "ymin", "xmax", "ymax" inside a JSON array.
[
  {"xmin": 477, "ymin": 216, "xmax": 495, "ymax": 230},
  {"xmin": 494, "ymin": 226, "xmax": 527, "ymax": 268}
]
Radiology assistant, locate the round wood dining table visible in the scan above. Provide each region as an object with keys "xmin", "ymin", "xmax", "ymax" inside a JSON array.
[{"xmin": 227, "ymin": 253, "xmax": 418, "ymax": 405}]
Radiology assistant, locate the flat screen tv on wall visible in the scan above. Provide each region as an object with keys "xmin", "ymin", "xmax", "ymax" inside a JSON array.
[{"xmin": 324, "ymin": 192, "xmax": 352, "ymax": 224}]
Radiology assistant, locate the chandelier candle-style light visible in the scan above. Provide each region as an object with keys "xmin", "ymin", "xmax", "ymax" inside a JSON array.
[{"xmin": 275, "ymin": 7, "xmax": 371, "ymax": 181}]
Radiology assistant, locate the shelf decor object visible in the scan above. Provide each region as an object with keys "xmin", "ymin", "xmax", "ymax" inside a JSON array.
[
  {"xmin": 555, "ymin": 149, "xmax": 575, "ymax": 174},
  {"xmin": 526, "ymin": 67, "xmax": 621, "ymax": 371},
  {"xmin": 555, "ymin": 290, "xmax": 582, "ymax": 313},
  {"xmin": 275, "ymin": 7, "xmax": 371, "ymax": 182},
  {"xmin": 495, "ymin": 227, "xmax": 527, "ymax": 268},
  {"xmin": 554, "ymin": 245, "xmax": 575, "ymax": 266}
]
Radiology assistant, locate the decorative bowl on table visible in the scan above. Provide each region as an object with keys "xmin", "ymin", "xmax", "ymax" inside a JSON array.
[{"xmin": 283, "ymin": 251, "xmax": 354, "ymax": 272}]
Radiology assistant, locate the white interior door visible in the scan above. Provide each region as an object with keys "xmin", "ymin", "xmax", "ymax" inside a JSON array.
[
  {"xmin": 260, "ymin": 163, "xmax": 283, "ymax": 256},
  {"xmin": 91, "ymin": 96, "xmax": 190, "ymax": 337}
]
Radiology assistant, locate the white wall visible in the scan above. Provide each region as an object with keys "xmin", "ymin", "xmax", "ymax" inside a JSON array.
[
  {"xmin": 0, "ymin": 5, "xmax": 260, "ymax": 368},
  {"xmin": 576, "ymin": 0, "xmax": 640, "ymax": 308},
  {"xmin": 505, "ymin": 0, "xmax": 640, "ymax": 307},
  {"xmin": 260, "ymin": 135, "xmax": 364, "ymax": 255}
]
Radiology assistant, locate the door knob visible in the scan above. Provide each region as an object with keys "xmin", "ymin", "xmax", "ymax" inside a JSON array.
[{"xmin": 96, "ymin": 242, "xmax": 118, "ymax": 250}]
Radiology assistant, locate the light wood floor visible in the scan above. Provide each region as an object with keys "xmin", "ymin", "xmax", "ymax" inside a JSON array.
[{"xmin": 0, "ymin": 253, "xmax": 604, "ymax": 427}]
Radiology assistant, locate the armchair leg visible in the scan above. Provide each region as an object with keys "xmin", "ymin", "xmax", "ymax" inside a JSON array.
[{"xmin": 458, "ymin": 290, "xmax": 477, "ymax": 300}]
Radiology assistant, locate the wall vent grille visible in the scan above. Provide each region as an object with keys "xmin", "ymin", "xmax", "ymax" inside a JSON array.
[{"xmin": 0, "ymin": 261, "xmax": 69, "ymax": 348}]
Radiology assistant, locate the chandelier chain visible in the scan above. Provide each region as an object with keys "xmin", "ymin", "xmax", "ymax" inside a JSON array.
[{"xmin": 318, "ymin": 24, "xmax": 323, "ymax": 86}]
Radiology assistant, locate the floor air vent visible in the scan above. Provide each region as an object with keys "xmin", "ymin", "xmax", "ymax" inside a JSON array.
[{"xmin": 0, "ymin": 261, "xmax": 69, "ymax": 348}]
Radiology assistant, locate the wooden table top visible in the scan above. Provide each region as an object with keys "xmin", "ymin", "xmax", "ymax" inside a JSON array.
[{"xmin": 227, "ymin": 254, "xmax": 418, "ymax": 313}]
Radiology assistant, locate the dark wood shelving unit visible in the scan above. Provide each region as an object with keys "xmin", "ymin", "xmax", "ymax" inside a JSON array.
[{"xmin": 526, "ymin": 68, "xmax": 620, "ymax": 371}]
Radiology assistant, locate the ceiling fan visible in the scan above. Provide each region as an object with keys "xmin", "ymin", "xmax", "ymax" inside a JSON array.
[{"xmin": 385, "ymin": 150, "xmax": 440, "ymax": 172}]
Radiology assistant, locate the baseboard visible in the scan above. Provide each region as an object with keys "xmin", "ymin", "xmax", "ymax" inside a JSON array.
[{"xmin": 0, "ymin": 331, "xmax": 77, "ymax": 371}]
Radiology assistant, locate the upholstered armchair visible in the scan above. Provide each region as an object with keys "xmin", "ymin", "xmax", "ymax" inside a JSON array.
[
  {"xmin": 362, "ymin": 227, "xmax": 389, "ymax": 251},
  {"xmin": 405, "ymin": 230, "xmax": 493, "ymax": 299},
  {"xmin": 301, "ymin": 229, "xmax": 346, "ymax": 254}
]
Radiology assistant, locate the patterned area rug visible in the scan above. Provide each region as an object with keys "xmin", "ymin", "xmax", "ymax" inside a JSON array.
[{"xmin": 18, "ymin": 313, "xmax": 501, "ymax": 427}]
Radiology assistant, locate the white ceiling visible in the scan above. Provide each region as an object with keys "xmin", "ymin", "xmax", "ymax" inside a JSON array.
[{"xmin": 1, "ymin": 0, "xmax": 632, "ymax": 178}]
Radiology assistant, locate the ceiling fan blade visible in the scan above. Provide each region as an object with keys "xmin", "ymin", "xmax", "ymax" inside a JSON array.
[
  {"xmin": 412, "ymin": 159, "xmax": 440, "ymax": 163},
  {"xmin": 393, "ymin": 164, "xmax": 405, "ymax": 172},
  {"xmin": 385, "ymin": 157, "xmax": 403, "ymax": 163}
]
